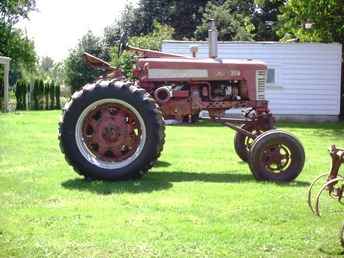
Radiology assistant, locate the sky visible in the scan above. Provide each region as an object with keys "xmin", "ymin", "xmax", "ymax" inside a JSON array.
[{"xmin": 18, "ymin": 0, "xmax": 137, "ymax": 62}]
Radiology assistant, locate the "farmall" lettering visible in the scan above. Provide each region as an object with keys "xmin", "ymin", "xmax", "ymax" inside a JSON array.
[{"xmin": 215, "ymin": 70, "xmax": 241, "ymax": 77}]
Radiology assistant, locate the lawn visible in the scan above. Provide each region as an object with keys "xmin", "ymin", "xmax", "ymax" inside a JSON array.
[{"xmin": 1, "ymin": 111, "xmax": 344, "ymax": 257}]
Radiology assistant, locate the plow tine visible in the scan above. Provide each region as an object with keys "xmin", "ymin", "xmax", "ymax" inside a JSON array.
[
  {"xmin": 307, "ymin": 173, "xmax": 329, "ymax": 214},
  {"xmin": 315, "ymin": 177, "xmax": 344, "ymax": 217}
]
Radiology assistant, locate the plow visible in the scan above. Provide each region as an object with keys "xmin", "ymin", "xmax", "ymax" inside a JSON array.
[{"xmin": 307, "ymin": 145, "xmax": 344, "ymax": 247}]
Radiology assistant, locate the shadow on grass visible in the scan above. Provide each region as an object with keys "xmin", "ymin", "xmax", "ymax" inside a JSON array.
[
  {"xmin": 62, "ymin": 178, "xmax": 173, "ymax": 195},
  {"xmin": 149, "ymin": 171, "xmax": 309, "ymax": 187},
  {"xmin": 62, "ymin": 171, "xmax": 309, "ymax": 195},
  {"xmin": 318, "ymin": 247, "xmax": 344, "ymax": 256},
  {"xmin": 153, "ymin": 160, "xmax": 171, "ymax": 168}
]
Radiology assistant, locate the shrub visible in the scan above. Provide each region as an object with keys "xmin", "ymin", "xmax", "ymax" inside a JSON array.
[
  {"xmin": 55, "ymin": 83, "xmax": 61, "ymax": 109},
  {"xmin": 49, "ymin": 81, "xmax": 55, "ymax": 109}
]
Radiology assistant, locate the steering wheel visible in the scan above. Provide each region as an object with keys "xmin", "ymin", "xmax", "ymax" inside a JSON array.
[{"xmin": 117, "ymin": 31, "xmax": 129, "ymax": 58}]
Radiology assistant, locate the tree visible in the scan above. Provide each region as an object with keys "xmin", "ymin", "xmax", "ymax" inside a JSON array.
[
  {"xmin": 49, "ymin": 81, "xmax": 55, "ymax": 109},
  {"xmin": 65, "ymin": 31, "xmax": 108, "ymax": 93},
  {"xmin": 32, "ymin": 79, "xmax": 39, "ymax": 110},
  {"xmin": 277, "ymin": 0, "xmax": 344, "ymax": 43},
  {"xmin": 44, "ymin": 82, "xmax": 49, "ymax": 110},
  {"xmin": 50, "ymin": 62, "xmax": 65, "ymax": 85},
  {"xmin": 54, "ymin": 83, "xmax": 60, "ymax": 109},
  {"xmin": 253, "ymin": 0, "xmax": 286, "ymax": 41},
  {"xmin": 104, "ymin": 1, "xmax": 214, "ymax": 41},
  {"xmin": 195, "ymin": 0, "xmax": 255, "ymax": 41},
  {"xmin": 15, "ymin": 81, "xmax": 24, "ymax": 110},
  {"xmin": 0, "ymin": 0, "xmax": 36, "ymax": 25},
  {"xmin": 40, "ymin": 56, "xmax": 54, "ymax": 73},
  {"xmin": 104, "ymin": 3, "xmax": 141, "ymax": 48},
  {"xmin": 0, "ymin": 0, "xmax": 37, "ymax": 86},
  {"xmin": 111, "ymin": 22, "xmax": 174, "ymax": 77},
  {"xmin": 38, "ymin": 79, "xmax": 44, "ymax": 109}
]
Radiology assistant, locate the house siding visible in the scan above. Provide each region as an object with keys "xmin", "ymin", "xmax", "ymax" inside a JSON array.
[{"xmin": 162, "ymin": 41, "xmax": 342, "ymax": 116}]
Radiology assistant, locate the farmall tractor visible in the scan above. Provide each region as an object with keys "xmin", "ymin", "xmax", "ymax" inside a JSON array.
[{"xmin": 59, "ymin": 20, "xmax": 305, "ymax": 181}]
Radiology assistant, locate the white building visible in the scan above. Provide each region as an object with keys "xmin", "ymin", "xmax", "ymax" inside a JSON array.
[
  {"xmin": 162, "ymin": 41, "xmax": 342, "ymax": 121},
  {"xmin": 0, "ymin": 56, "xmax": 10, "ymax": 112}
]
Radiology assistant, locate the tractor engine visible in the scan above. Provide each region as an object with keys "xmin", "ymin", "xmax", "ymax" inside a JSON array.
[{"xmin": 207, "ymin": 81, "xmax": 242, "ymax": 101}]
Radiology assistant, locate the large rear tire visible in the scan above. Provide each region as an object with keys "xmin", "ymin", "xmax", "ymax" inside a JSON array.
[
  {"xmin": 59, "ymin": 80, "xmax": 165, "ymax": 181},
  {"xmin": 248, "ymin": 130, "xmax": 305, "ymax": 182}
]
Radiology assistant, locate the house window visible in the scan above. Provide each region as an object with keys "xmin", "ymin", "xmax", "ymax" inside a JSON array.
[{"xmin": 267, "ymin": 68, "xmax": 275, "ymax": 84}]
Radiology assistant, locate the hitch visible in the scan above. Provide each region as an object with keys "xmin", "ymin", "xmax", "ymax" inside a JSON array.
[
  {"xmin": 308, "ymin": 145, "xmax": 344, "ymax": 216},
  {"xmin": 307, "ymin": 145, "xmax": 344, "ymax": 247}
]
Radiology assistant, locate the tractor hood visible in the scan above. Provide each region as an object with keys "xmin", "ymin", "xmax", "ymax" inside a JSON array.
[{"xmin": 137, "ymin": 57, "xmax": 267, "ymax": 81}]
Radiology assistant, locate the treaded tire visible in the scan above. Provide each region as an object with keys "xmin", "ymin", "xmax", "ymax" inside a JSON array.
[
  {"xmin": 234, "ymin": 124, "xmax": 255, "ymax": 162},
  {"xmin": 58, "ymin": 80, "xmax": 165, "ymax": 181},
  {"xmin": 248, "ymin": 130, "xmax": 305, "ymax": 182}
]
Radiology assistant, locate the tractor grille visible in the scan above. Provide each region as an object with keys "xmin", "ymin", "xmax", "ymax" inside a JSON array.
[{"xmin": 256, "ymin": 70, "xmax": 266, "ymax": 100}]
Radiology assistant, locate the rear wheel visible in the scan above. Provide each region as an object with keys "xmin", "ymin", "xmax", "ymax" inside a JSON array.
[
  {"xmin": 248, "ymin": 130, "xmax": 305, "ymax": 182},
  {"xmin": 59, "ymin": 80, "xmax": 165, "ymax": 180}
]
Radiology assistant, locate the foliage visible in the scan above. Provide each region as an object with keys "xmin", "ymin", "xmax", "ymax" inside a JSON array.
[
  {"xmin": 49, "ymin": 81, "xmax": 55, "ymax": 110},
  {"xmin": 14, "ymin": 80, "xmax": 27, "ymax": 110},
  {"xmin": 64, "ymin": 31, "xmax": 108, "ymax": 93},
  {"xmin": 106, "ymin": 0, "xmax": 282, "ymax": 41},
  {"xmin": 133, "ymin": 0, "xmax": 209, "ymax": 39},
  {"xmin": 111, "ymin": 22, "xmax": 174, "ymax": 78},
  {"xmin": 32, "ymin": 79, "xmax": 39, "ymax": 110},
  {"xmin": 0, "ymin": 0, "xmax": 36, "ymax": 25},
  {"xmin": 0, "ymin": 0, "xmax": 37, "ymax": 87},
  {"xmin": 0, "ymin": 25, "xmax": 37, "ymax": 85},
  {"xmin": 44, "ymin": 83, "xmax": 49, "ymax": 110},
  {"xmin": 54, "ymin": 83, "xmax": 60, "ymax": 109},
  {"xmin": 37, "ymin": 57, "xmax": 65, "ymax": 85},
  {"xmin": 50, "ymin": 62, "xmax": 65, "ymax": 85},
  {"xmin": 103, "ymin": 3, "xmax": 141, "ymax": 48},
  {"xmin": 38, "ymin": 79, "xmax": 44, "ymax": 110},
  {"xmin": 253, "ymin": 0, "xmax": 286, "ymax": 41},
  {"xmin": 277, "ymin": 0, "xmax": 344, "ymax": 43},
  {"xmin": 195, "ymin": 0, "xmax": 255, "ymax": 41}
]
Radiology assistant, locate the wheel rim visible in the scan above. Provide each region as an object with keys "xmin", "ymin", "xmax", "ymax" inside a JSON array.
[
  {"xmin": 75, "ymin": 99, "xmax": 146, "ymax": 170},
  {"xmin": 244, "ymin": 129, "xmax": 261, "ymax": 152},
  {"xmin": 261, "ymin": 144, "xmax": 292, "ymax": 173}
]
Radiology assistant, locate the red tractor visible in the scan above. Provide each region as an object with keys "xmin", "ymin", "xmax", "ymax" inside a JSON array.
[{"xmin": 59, "ymin": 20, "xmax": 305, "ymax": 181}]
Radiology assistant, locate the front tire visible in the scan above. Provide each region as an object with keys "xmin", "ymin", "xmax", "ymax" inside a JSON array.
[
  {"xmin": 234, "ymin": 124, "xmax": 263, "ymax": 162},
  {"xmin": 59, "ymin": 80, "xmax": 165, "ymax": 181},
  {"xmin": 248, "ymin": 130, "xmax": 305, "ymax": 182}
]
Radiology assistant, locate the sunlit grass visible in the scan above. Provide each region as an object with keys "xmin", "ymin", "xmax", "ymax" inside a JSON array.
[{"xmin": 0, "ymin": 111, "xmax": 344, "ymax": 257}]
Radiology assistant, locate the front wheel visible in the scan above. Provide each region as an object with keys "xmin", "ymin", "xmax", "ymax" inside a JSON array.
[
  {"xmin": 248, "ymin": 130, "xmax": 305, "ymax": 182},
  {"xmin": 234, "ymin": 124, "xmax": 263, "ymax": 162},
  {"xmin": 59, "ymin": 80, "xmax": 165, "ymax": 181}
]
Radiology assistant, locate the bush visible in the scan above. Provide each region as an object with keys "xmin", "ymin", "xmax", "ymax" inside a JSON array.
[
  {"xmin": 32, "ymin": 79, "xmax": 39, "ymax": 110},
  {"xmin": 44, "ymin": 83, "xmax": 49, "ymax": 110},
  {"xmin": 55, "ymin": 84, "xmax": 60, "ymax": 109},
  {"xmin": 15, "ymin": 81, "xmax": 29, "ymax": 110},
  {"xmin": 49, "ymin": 81, "xmax": 55, "ymax": 109}
]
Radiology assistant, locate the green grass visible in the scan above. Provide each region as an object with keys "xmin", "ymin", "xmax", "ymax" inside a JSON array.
[{"xmin": 1, "ymin": 111, "xmax": 344, "ymax": 257}]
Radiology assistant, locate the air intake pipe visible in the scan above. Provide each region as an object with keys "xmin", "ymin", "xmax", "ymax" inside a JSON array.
[
  {"xmin": 154, "ymin": 86, "xmax": 173, "ymax": 103},
  {"xmin": 208, "ymin": 19, "xmax": 218, "ymax": 59}
]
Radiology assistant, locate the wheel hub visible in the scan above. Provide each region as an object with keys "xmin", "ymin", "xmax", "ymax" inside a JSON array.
[
  {"xmin": 80, "ymin": 102, "xmax": 142, "ymax": 163},
  {"xmin": 101, "ymin": 124, "xmax": 121, "ymax": 142},
  {"xmin": 262, "ymin": 144, "xmax": 291, "ymax": 172}
]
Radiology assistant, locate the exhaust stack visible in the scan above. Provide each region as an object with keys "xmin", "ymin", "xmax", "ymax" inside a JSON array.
[{"xmin": 208, "ymin": 19, "xmax": 218, "ymax": 59}]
